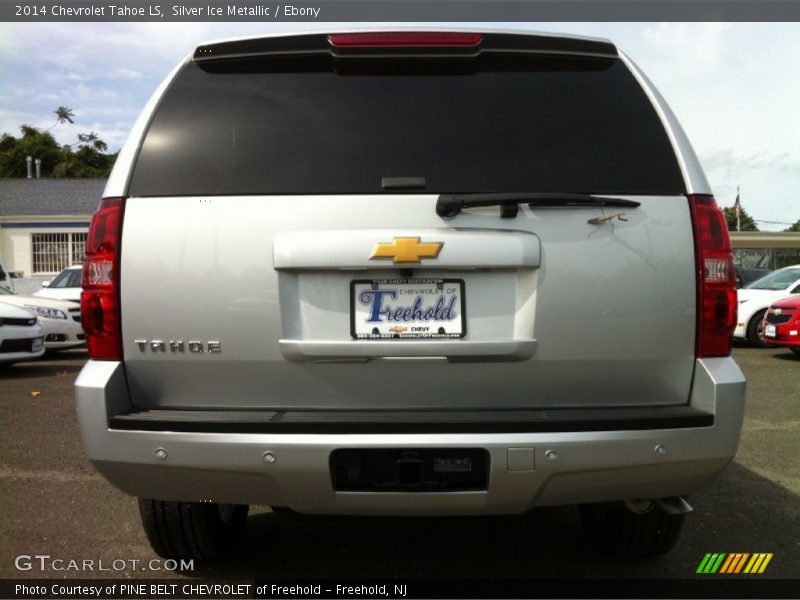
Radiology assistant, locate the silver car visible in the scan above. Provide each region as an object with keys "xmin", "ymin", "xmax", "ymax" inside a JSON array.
[{"xmin": 75, "ymin": 28, "xmax": 745, "ymax": 561}]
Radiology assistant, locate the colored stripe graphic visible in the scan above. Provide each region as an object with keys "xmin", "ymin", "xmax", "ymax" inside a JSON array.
[
  {"xmin": 758, "ymin": 554, "xmax": 773, "ymax": 573},
  {"xmin": 719, "ymin": 554, "xmax": 735, "ymax": 574},
  {"xmin": 744, "ymin": 553, "xmax": 773, "ymax": 574},
  {"xmin": 744, "ymin": 554, "xmax": 759, "ymax": 573},
  {"xmin": 698, "ymin": 552, "xmax": 773, "ymax": 574},
  {"xmin": 697, "ymin": 553, "xmax": 727, "ymax": 574},
  {"xmin": 733, "ymin": 553, "xmax": 750, "ymax": 573},
  {"xmin": 696, "ymin": 553, "xmax": 714, "ymax": 573},
  {"xmin": 719, "ymin": 553, "xmax": 749, "ymax": 573},
  {"xmin": 710, "ymin": 553, "xmax": 726, "ymax": 573}
]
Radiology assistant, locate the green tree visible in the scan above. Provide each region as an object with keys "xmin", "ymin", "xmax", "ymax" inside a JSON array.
[
  {"xmin": 723, "ymin": 206, "xmax": 759, "ymax": 232},
  {"xmin": 77, "ymin": 131, "xmax": 108, "ymax": 152},
  {"xmin": 784, "ymin": 219, "xmax": 800, "ymax": 233},
  {"xmin": 0, "ymin": 126, "xmax": 63, "ymax": 177},
  {"xmin": 0, "ymin": 123, "xmax": 117, "ymax": 178},
  {"xmin": 51, "ymin": 145, "xmax": 115, "ymax": 177}
]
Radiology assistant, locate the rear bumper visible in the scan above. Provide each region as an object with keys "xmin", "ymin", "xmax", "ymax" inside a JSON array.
[{"xmin": 75, "ymin": 358, "xmax": 746, "ymax": 515}]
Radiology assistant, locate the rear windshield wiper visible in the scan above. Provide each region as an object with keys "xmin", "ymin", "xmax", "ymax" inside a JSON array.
[{"xmin": 436, "ymin": 192, "xmax": 641, "ymax": 218}]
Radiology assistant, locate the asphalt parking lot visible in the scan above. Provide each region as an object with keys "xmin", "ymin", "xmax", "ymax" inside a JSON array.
[{"xmin": 1, "ymin": 345, "xmax": 798, "ymax": 584}]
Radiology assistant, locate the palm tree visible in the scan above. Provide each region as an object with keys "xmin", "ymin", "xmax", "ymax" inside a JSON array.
[
  {"xmin": 77, "ymin": 132, "xmax": 96, "ymax": 145},
  {"xmin": 48, "ymin": 106, "xmax": 75, "ymax": 130},
  {"xmin": 76, "ymin": 131, "xmax": 107, "ymax": 152}
]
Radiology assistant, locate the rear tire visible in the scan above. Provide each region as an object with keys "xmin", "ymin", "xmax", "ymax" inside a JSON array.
[
  {"xmin": 746, "ymin": 310, "xmax": 768, "ymax": 347},
  {"xmin": 138, "ymin": 499, "xmax": 248, "ymax": 562},
  {"xmin": 579, "ymin": 500, "xmax": 685, "ymax": 557}
]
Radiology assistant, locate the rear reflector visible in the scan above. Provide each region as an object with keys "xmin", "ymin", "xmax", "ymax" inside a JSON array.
[
  {"xmin": 327, "ymin": 32, "xmax": 483, "ymax": 48},
  {"xmin": 81, "ymin": 197, "xmax": 125, "ymax": 360},
  {"xmin": 688, "ymin": 195, "xmax": 736, "ymax": 357}
]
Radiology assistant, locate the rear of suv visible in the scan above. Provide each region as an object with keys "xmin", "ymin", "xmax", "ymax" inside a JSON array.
[{"xmin": 75, "ymin": 29, "xmax": 745, "ymax": 561}]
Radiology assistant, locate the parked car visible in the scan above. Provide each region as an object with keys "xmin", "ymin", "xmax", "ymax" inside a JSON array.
[
  {"xmin": 734, "ymin": 265, "xmax": 800, "ymax": 347},
  {"xmin": 0, "ymin": 287, "xmax": 84, "ymax": 351},
  {"xmin": 75, "ymin": 29, "xmax": 745, "ymax": 561},
  {"xmin": 0, "ymin": 260, "xmax": 15, "ymax": 292},
  {"xmin": 33, "ymin": 264, "xmax": 83, "ymax": 302},
  {"xmin": 761, "ymin": 295, "xmax": 800, "ymax": 354},
  {"xmin": 735, "ymin": 266, "xmax": 771, "ymax": 289},
  {"xmin": 0, "ymin": 302, "xmax": 44, "ymax": 366}
]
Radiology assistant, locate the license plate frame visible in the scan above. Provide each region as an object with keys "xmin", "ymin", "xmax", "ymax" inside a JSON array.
[
  {"xmin": 350, "ymin": 278, "xmax": 466, "ymax": 340},
  {"xmin": 765, "ymin": 324, "xmax": 776, "ymax": 338}
]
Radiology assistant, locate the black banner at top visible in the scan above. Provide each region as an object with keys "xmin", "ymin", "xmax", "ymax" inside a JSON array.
[{"xmin": 3, "ymin": 0, "xmax": 800, "ymax": 22}]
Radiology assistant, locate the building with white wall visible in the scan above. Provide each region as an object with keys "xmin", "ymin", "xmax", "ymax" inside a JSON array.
[{"xmin": 0, "ymin": 178, "xmax": 106, "ymax": 277}]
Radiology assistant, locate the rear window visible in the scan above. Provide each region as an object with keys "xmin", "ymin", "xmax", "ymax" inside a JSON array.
[
  {"xmin": 746, "ymin": 268, "xmax": 800, "ymax": 291},
  {"xmin": 129, "ymin": 54, "xmax": 684, "ymax": 196}
]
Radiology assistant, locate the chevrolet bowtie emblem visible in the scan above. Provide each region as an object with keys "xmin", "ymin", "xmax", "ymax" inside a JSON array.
[
  {"xmin": 370, "ymin": 237, "xmax": 444, "ymax": 264},
  {"xmin": 388, "ymin": 326, "xmax": 407, "ymax": 333}
]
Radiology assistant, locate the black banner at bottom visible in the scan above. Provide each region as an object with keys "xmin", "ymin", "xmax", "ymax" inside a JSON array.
[{"xmin": 2, "ymin": 578, "xmax": 799, "ymax": 599}]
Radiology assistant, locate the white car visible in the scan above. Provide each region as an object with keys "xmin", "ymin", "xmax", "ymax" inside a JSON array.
[
  {"xmin": 0, "ymin": 302, "xmax": 45, "ymax": 366},
  {"xmin": 0, "ymin": 287, "xmax": 84, "ymax": 351},
  {"xmin": 734, "ymin": 265, "xmax": 800, "ymax": 346},
  {"xmin": 33, "ymin": 264, "xmax": 83, "ymax": 303}
]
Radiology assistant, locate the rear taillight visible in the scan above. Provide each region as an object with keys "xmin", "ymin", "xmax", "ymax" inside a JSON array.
[
  {"xmin": 688, "ymin": 194, "xmax": 736, "ymax": 357},
  {"xmin": 81, "ymin": 197, "xmax": 125, "ymax": 360},
  {"xmin": 327, "ymin": 32, "xmax": 483, "ymax": 48}
]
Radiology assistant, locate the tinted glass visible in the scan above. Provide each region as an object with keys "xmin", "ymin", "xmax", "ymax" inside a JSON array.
[
  {"xmin": 50, "ymin": 269, "xmax": 82, "ymax": 288},
  {"xmin": 746, "ymin": 267, "xmax": 800, "ymax": 291},
  {"xmin": 130, "ymin": 56, "xmax": 684, "ymax": 196}
]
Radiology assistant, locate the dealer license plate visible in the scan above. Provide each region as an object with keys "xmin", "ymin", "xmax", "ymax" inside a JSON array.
[
  {"xmin": 765, "ymin": 324, "xmax": 776, "ymax": 338},
  {"xmin": 351, "ymin": 278, "xmax": 465, "ymax": 339}
]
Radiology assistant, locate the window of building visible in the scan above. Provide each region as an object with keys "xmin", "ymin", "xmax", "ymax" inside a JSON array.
[
  {"xmin": 776, "ymin": 248, "xmax": 800, "ymax": 269},
  {"xmin": 733, "ymin": 248, "xmax": 774, "ymax": 269},
  {"xmin": 31, "ymin": 232, "xmax": 88, "ymax": 274},
  {"xmin": 734, "ymin": 247, "xmax": 800, "ymax": 271}
]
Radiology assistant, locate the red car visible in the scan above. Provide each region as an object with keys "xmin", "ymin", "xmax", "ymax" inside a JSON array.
[{"xmin": 762, "ymin": 295, "xmax": 800, "ymax": 354}]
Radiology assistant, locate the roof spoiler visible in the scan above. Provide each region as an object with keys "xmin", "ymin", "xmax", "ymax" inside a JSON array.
[{"xmin": 193, "ymin": 32, "xmax": 618, "ymax": 63}]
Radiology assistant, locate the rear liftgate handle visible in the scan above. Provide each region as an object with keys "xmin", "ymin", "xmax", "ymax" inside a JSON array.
[{"xmin": 278, "ymin": 339, "xmax": 537, "ymax": 363}]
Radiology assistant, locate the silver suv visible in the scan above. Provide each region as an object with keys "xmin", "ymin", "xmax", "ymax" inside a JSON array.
[{"xmin": 75, "ymin": 29, "xmax": 745, "ymax": 561}]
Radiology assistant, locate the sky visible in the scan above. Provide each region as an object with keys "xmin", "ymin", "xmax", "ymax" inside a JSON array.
[{"xmin": 1, "ymin": 21, "xmax": 798, "ymax": 230}]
